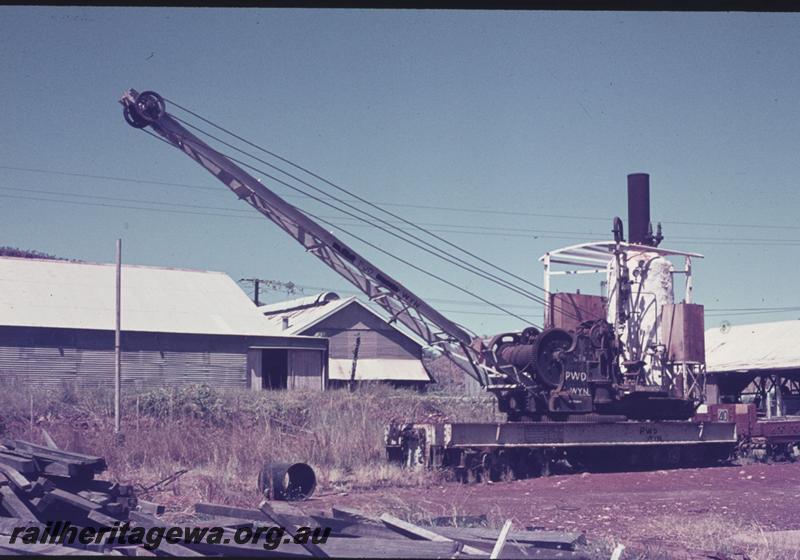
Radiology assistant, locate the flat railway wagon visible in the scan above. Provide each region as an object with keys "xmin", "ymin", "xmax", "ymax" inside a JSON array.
[
  {"xmin": 696, "ymin": 403, "xmax": 800, "ymax": 462},
  {"xmin": 386, "ymin": 405, "xmax": 800, "ymax": 483},
  {"xmin": 385, "ymin": 419, "xmax": 737, "ymax": 481}
]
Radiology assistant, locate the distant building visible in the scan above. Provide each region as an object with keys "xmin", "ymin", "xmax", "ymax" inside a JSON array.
[
  {"xmin": 258, "ymin": 293, "xmax": 432, "ymax": 389},
  {"xmin": 0, "ymin": 257, "xmax": 327, "ymax": 391},
  {"xmin": 704, "ymin": 320, "xmax": 800, "ymax": 416}
]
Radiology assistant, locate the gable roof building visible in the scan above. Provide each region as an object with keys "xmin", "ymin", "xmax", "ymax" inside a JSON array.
[
  {"xmin": 259, "ymin": 293, "xmax": 431, "ymax": 385},
  {"xmin": 703, "ymin": 320, "xmax": 800, "ymax": 415},
  {"xmin": 0, "ymin": 257, "xmax": 327, "ymax": 390},
  {"xmin": 1, "ymin": 257, "xmax": 276, "ymax": 336},
  {"xmin": 705, "ymin": 320, "xmax": 800, "ymax": 374}
]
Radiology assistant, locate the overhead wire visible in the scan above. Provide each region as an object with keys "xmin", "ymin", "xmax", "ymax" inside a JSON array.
[
  {"xmin": 140, "ymin": 127, "xmax": 543, "ymax": 326},
  {"xmin": 171, "ymin": 114, "xmax": 557, "ymax": 307},
  {"xmin": 166, "ymin": 101, "xmax": 563, "ymax": 300},
  {"xmin": 165, "ymin": 99, "xmax": 589, "ymax": 318},
  {"xmin": 162, "ymin": 114, "xmax": 565, "ymax": 324},
  {"xmin": 6, "ymin": 181, "xmax": 800, "ymax": 246},
  {"xmin": 3, "ymin": 185, "xmax": 797, "ymax": 321},
  {"xmin": 0, "ymin": 162, "xmax": 800, "ymax": 234}
]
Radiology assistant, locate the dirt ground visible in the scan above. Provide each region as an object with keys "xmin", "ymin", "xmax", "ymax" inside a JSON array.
[{"xmin": 307, "ymin": 461, "xmax": 800, "ymax": 558}]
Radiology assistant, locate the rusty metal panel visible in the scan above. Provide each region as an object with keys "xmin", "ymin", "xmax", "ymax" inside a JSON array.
[
  {"xmin": 662, "ymin": 303, "xmax": 705, "ymax": 363},
  {"xmin": 548, "ymin": 293, "xmax": 606, "ymax": 331}
]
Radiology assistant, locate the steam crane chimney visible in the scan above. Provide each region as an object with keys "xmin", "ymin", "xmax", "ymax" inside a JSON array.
[{"xmin": 627, "ymin": 173, "xmax": 658, "ymax": 246}]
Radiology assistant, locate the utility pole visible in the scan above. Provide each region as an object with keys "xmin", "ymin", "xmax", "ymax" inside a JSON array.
[
  {"xmin": 240, "ymin": 278, "xmax": 302, "ymax": 305},
  {"xmin": 114, "ymin": 239, "xmax": 122, "ymax": 433},
  {"xmin": 348, "ymin": 334, "xmax": 361, "ymax": 392},
  {"xmin": 240, "ymin": 278, "xmax": 262, "ymax": 305}
]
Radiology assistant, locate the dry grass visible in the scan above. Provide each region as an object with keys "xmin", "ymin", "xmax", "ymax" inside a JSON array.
[
  {"xmin": 626, "ymin": 513, "xmax": 800, "ymax": 560},
  {"xmin": 0, "ymin": 378, "xmax": 496, "ymax": 510}
]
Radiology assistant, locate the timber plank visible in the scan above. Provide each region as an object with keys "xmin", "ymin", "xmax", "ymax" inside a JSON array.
[
  {"xmin": 438, "ymin": 527, "xmax": 586, "ymax": 549},
  {"xmin": 259, "ymin": 500, "xmax": 329, "ymax": 558},
  {"xmin": 379, "ymin": 513, "xmax": 486, "ymax": 555},
  {"xmin": 0, "ymin": 464, "xmax": 31, "ymax": 492},
  {"xmin": 194, "ymin": 502, "xmax": 269, "ymax": 521},
  {"xmin": 0, "ymin": 485, "xmax": 38, "ymax": 522},
  {"xmin": 320, "ymin": 536, "xmax": 468, "ymax": 558},
  {"xmin": 182, "ymin": 534, "xmax": 468, "ymax": 559},
  {"xmin": 331, "ymin": 505, "xmax": 381, "ymax": 524},
  {"xmin": 5, "ymin": 440, "xmax": 106, "ymax": 469},
  {"xmin": 127, "ymin": 510, "xmax": 204, "ymax": 557},
  {"xmin": 87, "ymin": 509, "xmax": 122, "ymax": 528},
  {"xmin": 335, "ymin": 521, "xmax": 409, "ymax": 540},
  {"xmin": 198, "ymin": 515, "xmax": 255, "ymax": 529},
  {"xmin": 78, "ymin": 491, "xmax": 112, "ymax": 506},
  {"xmin": 0, "ymin": 452, "xmax": 37, "ymax": 475},
  {"xmin": 48, "ymin": 488, "xmax": 103, "ymax": 511}
]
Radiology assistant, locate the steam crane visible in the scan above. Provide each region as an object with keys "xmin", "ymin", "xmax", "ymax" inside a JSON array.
[{"xmin": 120, "ymin": 90, "xmax": 705, "ymax": 424}]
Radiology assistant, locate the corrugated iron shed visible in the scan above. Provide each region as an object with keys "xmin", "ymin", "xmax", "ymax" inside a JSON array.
[
  {"xmin": 0, "ymin": 257, "xmax": 271, "ymax": 336},
  {"xmin": 259, "ymin": 294, "xmax": 425, "ymax": 344},
  {"xmin": 705, "ymin": 320, "xmax": 800, "ymax": 373},
  {"xmin": 259, "ymin": 293, "xmax": 430, "ymax": 383}
]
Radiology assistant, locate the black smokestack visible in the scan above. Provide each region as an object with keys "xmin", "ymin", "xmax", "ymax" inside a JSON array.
[{"xmin": 627, "ymin": 173, "xmax": 651, "ymax": 245}]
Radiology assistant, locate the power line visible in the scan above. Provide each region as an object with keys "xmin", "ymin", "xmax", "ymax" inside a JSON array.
[
  {"xmin": 0, "ymin": 165, "xmax": 219, "ymax": 192},
  {"xmin": 165, "ymin": 114, "xmax": 559, "ymax": 323},
  {"xmin": 250, "ymin": 277, "xmax": 800, "ymax": 318},
  {"xmin": 7, "ymin": 162, "xmax": 800, "ymax": 232},
  {"xmin": 167, "ymin": 101, "xmax": 561, "ymax": 306},
  {"xmin": 137, "ymin": 125, "xmax": 547, "ymax": 325},
  {"xmin": 6, "ymin": 186, "xmax": 800, "ymax": 249}
]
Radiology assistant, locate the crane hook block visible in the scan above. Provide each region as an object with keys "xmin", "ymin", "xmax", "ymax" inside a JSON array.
[{"xmin": 121, "ymin": 89, "xmax": 165, "ymax": 129}]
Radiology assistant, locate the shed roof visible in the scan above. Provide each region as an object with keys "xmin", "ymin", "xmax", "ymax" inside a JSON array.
[
  {"xmin": 705, "ymin": 320, "xmax": 800, "ymax": 373},
  {"xmin": 0, "ymin": 256, "xmax": 273, "ymax": 337}
]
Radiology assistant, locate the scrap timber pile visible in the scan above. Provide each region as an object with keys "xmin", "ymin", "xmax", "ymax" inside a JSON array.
[
  {"xmin": 0, "ymin": 439, "xmax": 588, "ymax": 557},
  {"xmin": 0, "ymin": 438, "xmax": 143, "ymax": 555},
  {"xmin": 187, "ymin": 502, "xmax": 589, "ymax": 558}
]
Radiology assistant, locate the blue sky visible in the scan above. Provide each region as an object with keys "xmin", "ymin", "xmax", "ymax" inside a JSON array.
[{"xmin": 2, "ymin": 7, "xmax": 799, "ymax": 335}]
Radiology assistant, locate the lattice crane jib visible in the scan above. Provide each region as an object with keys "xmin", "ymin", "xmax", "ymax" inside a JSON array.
[{"xmin": 120, "ymin": 89, "xmax": 492, "ymax": 387}]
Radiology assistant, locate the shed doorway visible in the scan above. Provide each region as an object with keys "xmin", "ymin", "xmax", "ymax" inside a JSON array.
[{"xmin": 261, "ymin": 349, "xmax": 288, "ymax": 390}]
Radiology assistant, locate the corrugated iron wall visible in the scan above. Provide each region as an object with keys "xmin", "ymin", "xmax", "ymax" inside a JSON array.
[
  {"xmin": 288, "ymin": 349, "xmax": 324, "ymax": 390},
  {"xmin": 303, "ymin": 303, "xmax": 421, "ymax": 361},
  {"xmin": 0, "ymin": 326, "xmax": 250, "ymax": 389}
]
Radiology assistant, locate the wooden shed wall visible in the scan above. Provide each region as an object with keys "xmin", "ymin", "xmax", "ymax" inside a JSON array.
[
  {"xmin": 299, "ymin": 303, "xmax": 421, "ymax": 361},
  {"xmin": 0, "ymin": 326, "xmax": 315, "ymax": 390}
]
